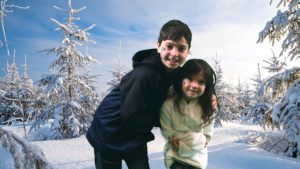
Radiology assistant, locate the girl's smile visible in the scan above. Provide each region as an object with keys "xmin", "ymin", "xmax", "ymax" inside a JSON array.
[{"xmin": 181, "ymin": 73, "xmax": 206, "ymax": 100}]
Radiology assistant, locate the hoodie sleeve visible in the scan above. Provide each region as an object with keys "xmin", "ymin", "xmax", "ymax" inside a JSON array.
[{"xmin": 120, "ymin": 65, "xmax": 159, "ymax": 132}]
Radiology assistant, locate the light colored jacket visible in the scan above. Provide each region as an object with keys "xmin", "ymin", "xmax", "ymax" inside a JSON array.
[{"xmin": 160, "ymin": 97, "xmax": 215, "ymax": 169}]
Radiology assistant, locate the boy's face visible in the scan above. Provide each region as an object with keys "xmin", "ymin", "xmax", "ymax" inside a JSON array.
[{"xmin": 157, "ymin": 37, "xmax": 189, "ymax": 71}]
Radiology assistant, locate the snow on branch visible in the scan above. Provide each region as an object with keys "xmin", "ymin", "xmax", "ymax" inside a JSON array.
[
  {"xmin": 258, "ymin": 0, "xmax": 300, "ymax": 60},
  {"xmin": 50, "ymin": 18, "xmax": 73, "ymax": 34},
  {"xmin": 1, "ymin": 0, "xmax": 30, "ymax": 16},
  {"xmin": 271, "ymin": 79, "xmax": 300, "ymax": 157},
  {"xmin": 0, "ymin": 128, "xmax": 53, "ymax": 169},
  {"xmin": 256, "ymin": 67, "xmax": 300, "ymax": 99}
]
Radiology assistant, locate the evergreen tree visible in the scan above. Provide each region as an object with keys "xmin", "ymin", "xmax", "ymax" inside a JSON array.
[
  {"xmin": 235, "ymin": 81, "xmax": 252, "ymax": 118},
  {"xmin": 0, "ymin": 53, "xmax": 37, "ymax": 140},
  {"xmin": 245, "ymin": 63, "xmax": 273, "ymax": 125},
  {"xmin": 262, "ymin": 49, "xmax": 286, "ymax": 73},
  {"xmin": 0, "ymin": 52, "xmax": 22, "ymax": 124},
  {"xmin": 258, "ymin": 50, "xmax": 288, "ymax": 99},
  {"xmin": 257, "ymin": 0, "xmax": 300, "ymax": 158},
  {"xmin": 0, "ymin": 0, "xmax": 29, "ymax": 63},
  {"xmin": 0, "ymin": 0, "xmax": 30, "ymax": 125},
  {"xmin": 18, "ymin": 55, "xmax": 37, "ymax": 123},
  {"xmin": 30, "ymin": 0, "xmax": 100, "ymax": 139},
  {"xmin": 251, "ymin": 63, "xmax": 264, "ymax": 91},
  {"xmin": 213, "ymin": 55, "xmax": 239, "ymax": 126},
  {"xmin": 106, "ymin": 40, "xmax": 128, "ymax": 93}
]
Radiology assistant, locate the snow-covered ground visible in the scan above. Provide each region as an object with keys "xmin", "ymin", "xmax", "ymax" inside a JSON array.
[{"xmin": 1, "ymin": 122, "xmax": 300, "ymax": 169}]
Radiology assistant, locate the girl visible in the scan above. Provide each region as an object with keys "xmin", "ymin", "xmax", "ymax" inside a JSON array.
[{"xmin": 160, "ymin": 59, "xmax": 217, "ymax": 169}]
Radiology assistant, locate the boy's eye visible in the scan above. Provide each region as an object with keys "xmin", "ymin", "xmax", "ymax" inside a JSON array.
[
  {"xmin": 178, "ymin": 46, "xmax": 187, "ymax": 53},
  {"xmin": 166, "ymin": 45, "xmax": 173, "ymax": 50}
]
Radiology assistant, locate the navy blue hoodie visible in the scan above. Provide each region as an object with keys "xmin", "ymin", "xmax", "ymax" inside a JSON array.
[{"xmin": 86, "ymin": 49, "xmax": 178, "ymax": 152}]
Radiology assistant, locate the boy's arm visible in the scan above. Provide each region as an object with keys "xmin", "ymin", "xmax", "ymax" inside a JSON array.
[{"xmin": 120, "ymin": 67, "xmax": 158, "ymax": 132}]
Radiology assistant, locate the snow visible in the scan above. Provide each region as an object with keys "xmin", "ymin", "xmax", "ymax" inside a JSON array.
[{"xmin": 1, "ymin": 122, "xmax": 300, "ymax": 169}]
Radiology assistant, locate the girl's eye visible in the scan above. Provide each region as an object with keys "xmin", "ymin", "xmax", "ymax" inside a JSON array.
[
  {"xmin": 198, "ymin": 80, "xmax": 206, "ymax": 85},
  {"xmin": 182, "ymin": 78, "xmax": 191, "ymax": 83}
]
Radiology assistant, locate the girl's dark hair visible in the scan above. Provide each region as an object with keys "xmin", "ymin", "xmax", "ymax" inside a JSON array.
[
  {"xmin": 158, "ymin": 20, "xmax": 192, "ymax": 49},
  {"xmin": 172, "ymin": 59, "xmax": 217, "ymax": 125}
]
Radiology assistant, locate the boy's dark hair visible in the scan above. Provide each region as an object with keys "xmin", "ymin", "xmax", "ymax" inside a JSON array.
[
  {"xmin": 172, "ymin": 59, "xmax": 217, "ymax": 125},
  {"xmin": 158, "ymin": 20, "xmax": 192, "ymax": 49}
]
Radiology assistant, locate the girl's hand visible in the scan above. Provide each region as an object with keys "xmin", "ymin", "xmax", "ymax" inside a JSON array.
[{"xmin": 169, "ymin": 136, "xmax": 180, "ymax": 151}]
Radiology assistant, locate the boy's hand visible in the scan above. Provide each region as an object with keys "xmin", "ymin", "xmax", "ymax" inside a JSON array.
[
  {"xmin": 169, "ymin": 136, "xmax": 180, "ymax": 151},
  {"xmin": 212, "ymin": 94, "xmax": 217, "ymax": 112}
]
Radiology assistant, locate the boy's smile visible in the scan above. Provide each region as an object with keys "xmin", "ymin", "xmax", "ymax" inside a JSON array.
[{"xmin": 157, "ymin": 37, "xmax": 189, "ymax": 71}]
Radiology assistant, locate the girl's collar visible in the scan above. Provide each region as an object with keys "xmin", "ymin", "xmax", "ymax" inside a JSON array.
[{"xmin": 182, "ymin": 95, "xmax": 198, "ymax": 104}]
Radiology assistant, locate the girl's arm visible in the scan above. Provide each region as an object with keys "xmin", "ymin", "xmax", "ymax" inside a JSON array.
[
  {"xmin": 159, "ymin": 101, "xmax": 176, "ymax": 139},
  {"xmin": 160, "ymin": 100, "xmax": 191, "ymax": 152},
  {"xmin": 203, "ymin": 116, "xmax": 215, "ymax": 144},
  {"xmin": 176, "ymin": 131, "xmax": 206, "ymax": 157},
  {"xmin": 177, "ymin": 114, "xmax": 216, "ymax": 157}
]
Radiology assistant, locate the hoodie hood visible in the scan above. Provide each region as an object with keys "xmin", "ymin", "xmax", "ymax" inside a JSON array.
[{"xmin": 132, "ymin": 49, "xmax": 163, "ymax": 69}]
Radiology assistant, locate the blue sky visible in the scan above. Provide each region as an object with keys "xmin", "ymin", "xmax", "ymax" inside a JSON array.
[{"xmin": 0, "ymin": 0, "xmax": 287, "ymax": 93}]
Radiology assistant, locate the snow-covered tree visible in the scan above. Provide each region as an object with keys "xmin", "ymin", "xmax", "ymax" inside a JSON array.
[
  {"xmin": 235, "ymin": 81, "xmax": 252, "ymax": 118},
  {"xmin": 244, "ymin": 63, "xmax": 272, "ymax": 125},
  {"xmin": 213, "ymin": 55, "xmax": 239, "ymax": 126},
  {"xmin": 18, "ymin": 55, "xmax": 37, "ymax": 125},
  {"xmin": 30, "ymin": 0, "xmax": 100, "ymax": 139},
  {"xmin": 0, "ymin": 0, "xmax": 29, "ymax": 62},
  {"xmin": 258, "ymin": 50, "xmax": 288, "ymax": 99},
  {"xmin": 0, "ymin": 54, "xmax": 37, "ymax": 140},
  {"xmin": 0, "ymin": 52, "xmax": 22, "ymax": 124},
  {"xmin": 252, "ymin": 63, "xmax": 264, "ymax": 91},
  {"xmin": 0, "ymin": 0, "xmax": 31, "ymax": 125},
  {"xmin": 106, "ymin": 41, "xmax": 128, "ymax": 93},
  {"xmin": 257, "ymin": 0, "xmax": 300, "ymax": 158},
  {"xmin": 272, "ymin": 79, "xmax": 300, "ymax": 157},
  {"xmin": 0, "ymin": 76, "xmax": 4, "ymax": 91},
  {"xmin": 262, "ymin": 49, "xmax": 286, "ymax": 73},
  {"xmin": 19, "ymin": 55, "xmax": 34, "ymax": 90},
  {"xmin": 6, "ymin": 53, "xmax": 20, "ymax": 90}
]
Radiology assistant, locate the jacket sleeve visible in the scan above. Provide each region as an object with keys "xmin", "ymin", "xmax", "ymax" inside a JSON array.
[
  {"xmin": 176, "ymin": 132, "xmax": 206, "ymax": 157},
  {"xmin": 120, "ymin": 66, "xmax": 158, "ymax": 132},
  {"xmin": 203, "ymin": 116, "xmax": 215, "ymax": 144},
  {"xmin": 177, "ymin": 113, "xmax": 216, "ymax": 157}
]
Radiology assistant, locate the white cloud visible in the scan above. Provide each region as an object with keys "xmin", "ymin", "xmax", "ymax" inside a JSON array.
[
  {"xmin": 3, "ymin": 0, "xmax": 289, "ymax": 93},
  {"xmin": 190, "ymin": 22, "xmax": 280, "ymax": 86}
]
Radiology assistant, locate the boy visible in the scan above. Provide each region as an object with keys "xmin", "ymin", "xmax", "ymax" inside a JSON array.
[{"xmin": 86, "ymin": 19, "xmax": 192, "ymax": 169}]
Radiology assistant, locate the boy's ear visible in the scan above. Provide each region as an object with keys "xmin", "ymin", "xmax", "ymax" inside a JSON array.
[{"xmin": 156, "ymin": 42, "xmax": 161, "ymax": 53}]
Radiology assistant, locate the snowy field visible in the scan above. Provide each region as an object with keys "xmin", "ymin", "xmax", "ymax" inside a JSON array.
[{"xmin": 1, "ymin": 122, "xmax": 300, "ymax": 169}]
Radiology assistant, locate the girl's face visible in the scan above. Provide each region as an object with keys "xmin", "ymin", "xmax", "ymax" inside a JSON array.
[
  {"xmin": 157, "ymin": 37, "xmax": 189, "ymax": 71},
  {"xmin": 181, "ymin": 72, "xmax": 206, "ymax": 100}
]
